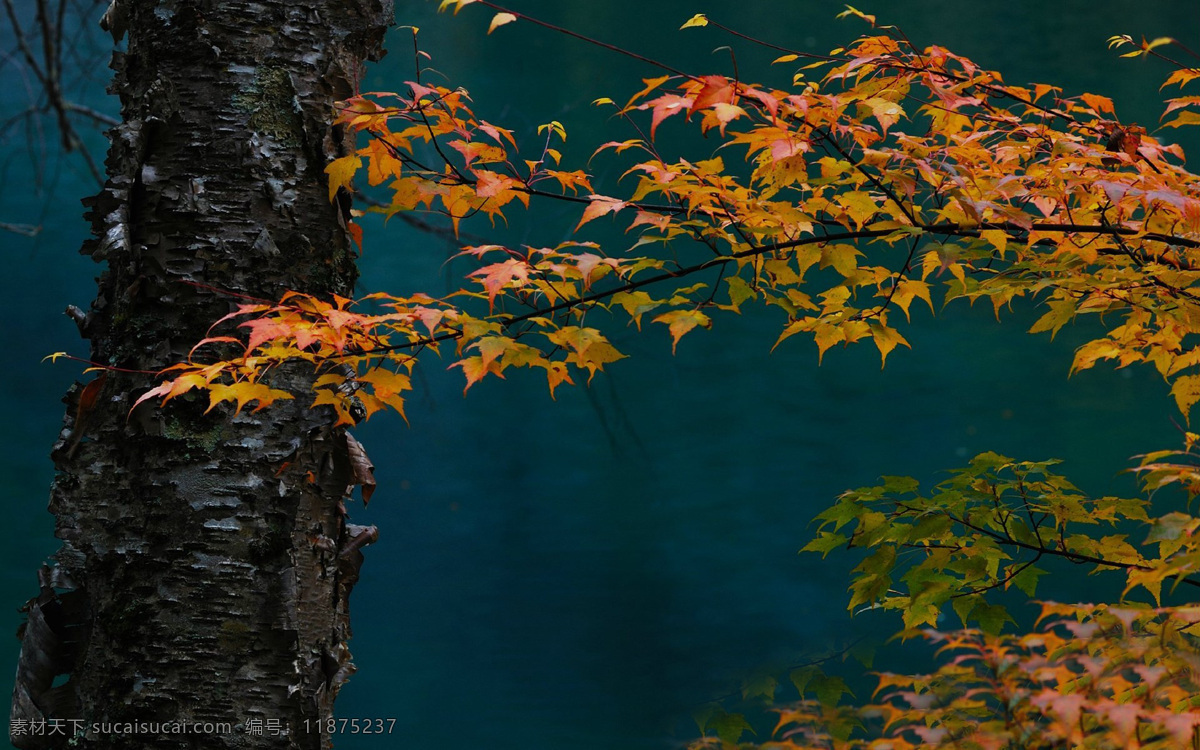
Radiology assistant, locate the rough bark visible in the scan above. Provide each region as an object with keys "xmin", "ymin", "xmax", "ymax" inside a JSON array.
[{"xmin": 10, "ymin": 0, "xmax": 392, "ymax": 747}]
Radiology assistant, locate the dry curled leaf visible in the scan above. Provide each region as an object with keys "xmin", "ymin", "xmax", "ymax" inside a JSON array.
[{"xmin": 344, "ymin": 433, "xmax": 376, "ymax": 506}]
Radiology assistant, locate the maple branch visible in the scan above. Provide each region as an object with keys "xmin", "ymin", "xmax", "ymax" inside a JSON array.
[
  {"xmin": 876, "ymin": 58, "xmax": 1088, "ymax": 133},
  {"xmin": 1167, "ymin": 40, "xmax": 1200, "ymax": 63},
  {"xmin": 43, "ymin": 353, "xmax": 159, "ymax": 376},
  {"xmin": 324, "ymin": 227, "xmax": 900, "ymax": 358},
  {"xmin": 351, "ymin": 187, "xmax": 496, "ymax": 250},
  {"xmin": 338, "ymin": 215, "xmax": 1200, "ymax": 361},
  {"xmin": 700, "ymin": 18, "xmax": 840, "ymax": 64},
  {"xmin": 933, "ymin": 506, "xmax": 1200, "ymax": 592},
  {"xmin": 468, "ymin": 0, "xmax": 691, "ymax": 79},
  {"xmin": 416, "ymin": 106, "xmax": 472, "ymax": 186},
  {"xmin": 522, "ymin": 184, "xmax": 685, "ymax": 214},
  {"xmin": 369, "ymin": 131, "xmax": 689, "ymax": 216},
  {"xmin": 853, "ymin": 235, "xmax": 922, "ymax": 324},
  {"xmin": 955, "ymin": 221, "xmax": 1200, "ymax": 250},
  {"xmin": 810, "ymin": 122, "xmax": 921, "ymax": 236},
  {"xmin": 1019, "ymin": 482, "xmax": 1050, "ymax": 551},
  {"xmin": 947, "ymin": 554, "xmax": 1043, "ymax": 600},
  {"xmin": 514, "ymin": 230, "xmax": 894, "ymax": 320},
  {"xmin": 1095, "ymin": 211, "xmax": 1200, "ymax": 302},
  {"xmin": 1138, "ymin": 45, "xmax": 1198, "ymax": 74},
  {"xmin": 160, "ymin": 9, "xmax": 1200, "ymax": 468}
]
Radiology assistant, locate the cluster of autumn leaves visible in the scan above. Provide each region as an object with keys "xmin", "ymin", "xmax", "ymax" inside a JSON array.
[
  {"xmin": 128, "ymin": 4, "xmax": 1200, "ymax": 747},
  {"xmin": 777, "ymin": 454, "xmax": 1200, "ymax": 749},
  {"xmin": 690, "ymin": 602, "xmax": 1200, "ymax": 749}
]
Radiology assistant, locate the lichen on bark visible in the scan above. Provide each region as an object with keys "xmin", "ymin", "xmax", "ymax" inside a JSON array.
[{"xmin": 232, "ymin": 66, "xmax": 306, "ymax": 148}]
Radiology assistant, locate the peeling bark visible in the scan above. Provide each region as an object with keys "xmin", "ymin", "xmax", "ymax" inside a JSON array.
[{"xmin": 11, "ymin": 1, "xmax": 393, "ymax": 747}]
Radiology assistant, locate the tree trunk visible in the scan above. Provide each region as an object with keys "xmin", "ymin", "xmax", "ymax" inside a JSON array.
[{"xmin": 10, "ymin": 1, "xmax": 392, "ymax": 747}]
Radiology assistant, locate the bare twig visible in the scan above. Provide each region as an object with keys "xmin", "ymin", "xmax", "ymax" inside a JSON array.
[{"xmin": 0, "ymin": 221, "xmax": 42, "ymax": 237}]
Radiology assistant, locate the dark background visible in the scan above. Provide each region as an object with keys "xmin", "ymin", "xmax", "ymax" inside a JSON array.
[{"xmin": 3, "ymin": 1, "xmax": 1198, "ymax": 748}]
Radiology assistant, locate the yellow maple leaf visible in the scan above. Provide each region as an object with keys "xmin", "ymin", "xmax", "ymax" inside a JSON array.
[
  {"xmin": 652, "ymin": 309, "xmax": 712, "ymax": 354},
  {"xmin": 487, "ymin": 12, "xmax": 516, "ymax": 34},
  {"xmin": 869, "ymin": 322, "xmax": 910, "ymax": 368},
  {"xmin": 575, "ymin": 195, "xmax": 627, "ymax": 230},
  {"xmin": 325, "ymin": 155, "xmax": 362, "ymax": 201}
]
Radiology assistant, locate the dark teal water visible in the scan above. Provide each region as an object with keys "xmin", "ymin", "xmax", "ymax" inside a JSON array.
[{"xmin": 2, "ymin": 1, "xmax": 1198, "ymax": 748}]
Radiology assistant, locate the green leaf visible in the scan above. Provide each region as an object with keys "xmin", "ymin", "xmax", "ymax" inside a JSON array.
[
  {"xmin": 811, "ymin": 674, "xmax": 853, "ymax": 707},
  {"xmin": 848, "ymin": 640, "xmax": 876, "ymax": 669},
  {"xmin": 854, "ymin": 510, "xmax": 892, "ymax": 547},
  {"xmin": 909, "ymin": 513, "xmax": 952, "ymax": 542},
  {"xmin": 801, "ymin": 531, "xmax": 849, "ymax": 557},
  {"xmin": 691, "ymin": 704, "xmax": 718, "ymax": 735},
  {"xmin": 969, "ymin": 451, "xmax": 1012, "ymax": 472},
  {"xmin": 790, "ymin": 665, "xmax": 819, "ymax": 697},
  {"xmin": 952, "ymin": 593, "xmax": 982, "ymax": 627},
  {"xmin": 974, "ymin": 602, "xmax": 1014, "ymax": 634},
  {"xmin": 711, "ymin": 711, "xmax": 754, "ymax": 744},
  {"xmin": 813, "ymin": 494, "xmax": 864, "ymax": 532},
  {"xmin": 848, "ymin": 546, "xmax": 896, "ymax": 611},
  {"xmin": 741, "ymin": 673, "xmax": 778, "ymax": 701},
  {"xmin": 724, "ymin": 275, "xmax": 756, "ymax": 311},
  {"xmin": 902, "ymin": 590, "xmax": 945, "ymax": 629},
  {"xmin": 880, "ymin": 475, "xmax": 919, "ymax": 493},
  {"xmin": 1009, "ymin": 565, "xmax": 1047, "ymax": 597},
  {"xmin": 1146, "ymin": 512, "xmax": 1199, "ymax": 544}
]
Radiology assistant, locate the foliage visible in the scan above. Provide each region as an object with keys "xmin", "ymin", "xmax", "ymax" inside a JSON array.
[
  {"xmin": 807, "ymin": 451, "xmax": 1200, "ymax": 629},
  {"xmin": 692, "ymin": 603, "xmax": 1200, "ymax": 750},
  {"xmin": 120, "ymin": 2, "xmax": 1200, "ymax": 746},
  {"xmin": 136, "ymin": 9, "xmax": 1199, "ymax": 428}
]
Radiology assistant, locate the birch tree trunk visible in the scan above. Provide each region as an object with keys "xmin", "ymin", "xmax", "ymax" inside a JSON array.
[{"xmin": 10, "ymin": 0, "xmax": 392, "ymax": 747}]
